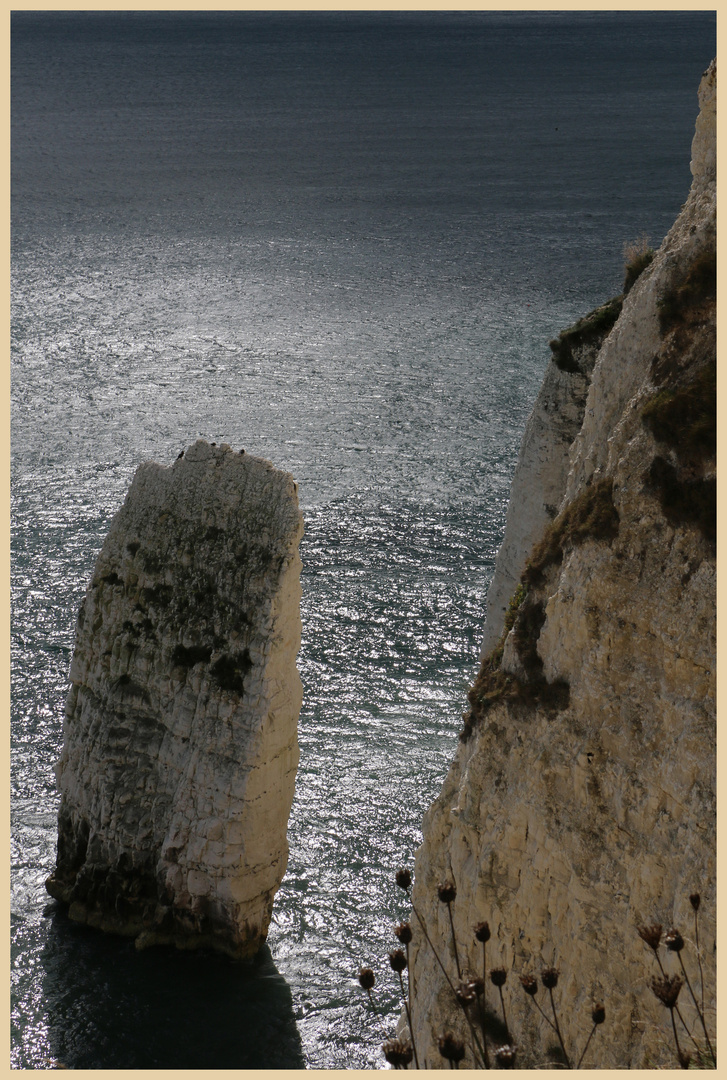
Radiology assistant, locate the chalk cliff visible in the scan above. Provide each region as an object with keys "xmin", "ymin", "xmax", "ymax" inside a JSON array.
[
  {"xmin": 408, "ymin": 61, "xmax": 715, "ymax": 1068},
  {"xmin": 47, "ymin": 440, "xmax": 303, "ymax": 959},
  {"xmin": 480, "ymin": 295, "xmax": 622, "ymax": 658}
]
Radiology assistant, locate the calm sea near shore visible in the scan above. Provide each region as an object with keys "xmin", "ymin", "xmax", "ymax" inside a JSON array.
[{"xmin": 11, "ymin": 11, "xmax": 715, "ymax": 1069}]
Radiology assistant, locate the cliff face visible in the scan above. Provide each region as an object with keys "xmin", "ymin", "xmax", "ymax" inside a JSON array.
[
  {"xmin": 47, "ymin": 440, "xmax": 303, "ymax": 958},
  {"xmin": 480, "ymin": 296, "xmax": 622, "ymax": 658},
  {"xmin": 409, "ymin": 61, "xmax": 715, "ymax": 1068}
]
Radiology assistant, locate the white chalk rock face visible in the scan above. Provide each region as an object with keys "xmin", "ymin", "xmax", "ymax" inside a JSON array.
[
  {"xmin": 480, "ymin": 297, "xmax": 620, "ymax": 657},
  {"xmin": 46, "ymin": 440, "xmax": 303, "ymax": 958}
]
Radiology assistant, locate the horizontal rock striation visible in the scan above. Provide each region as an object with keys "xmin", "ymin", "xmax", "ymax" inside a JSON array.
[
  {"xmin": 408, "ymin": 60, "xmax": 715, "ymax": 1069},
  {"xmin": 47, "ymin": 440, "xmax": 304, "ymax": 958}
]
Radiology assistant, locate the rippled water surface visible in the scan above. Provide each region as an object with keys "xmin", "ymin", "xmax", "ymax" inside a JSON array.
[{"xmin": 11, "ymin": 11, "xmax": 715, "ymax": 1069}]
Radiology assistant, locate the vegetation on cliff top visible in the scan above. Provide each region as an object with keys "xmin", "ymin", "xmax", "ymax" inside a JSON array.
[
  {"xmin": 548, "ymin": 296, "xmax": 623, "ymax": 374},
  {"xmin": 548, "ymin": 234, "xmax": 658, "ymax": 375}
]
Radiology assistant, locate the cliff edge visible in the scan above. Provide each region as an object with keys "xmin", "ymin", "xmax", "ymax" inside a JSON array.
[
  {"xmin": 47, "ymin": 440, "xmax": 303, "ymax": 959},
  {"xmin": 408, "ymin": 61, "xmax": 715, "ymax": 1068}
]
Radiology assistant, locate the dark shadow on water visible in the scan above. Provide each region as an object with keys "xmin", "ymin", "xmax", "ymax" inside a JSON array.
[{"xmin": 39, "ymin": 903, "xmax": 305, "ymax": 1069}]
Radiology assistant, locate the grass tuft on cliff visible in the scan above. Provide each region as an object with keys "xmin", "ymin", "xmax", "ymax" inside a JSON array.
[
  {"xmin": 461, "ymin": 483, "xmax": 619, "ymax": 740},
  {"xmin": 645, "ymin": 458, "xmax": 716, "ymax": 544},
  {"xmin": 641, "ymin": 359, "xmax": 715, "ymax": 463},
  {"xmin": 657, "ymin": 247, "xmax": 716, "ymax": 332},
  {"xmin": 641, "ymin": 356, "xmax": 715, "ymax": 544},
  {"xmin": 524, "ymin": 478, "xmax": 620, "ymax": 588},
  {"xmin": 622, "ymin": 234, "xmax": 655, "ymax": 295},
  {"xmin": 462, "ymin": 586, "xmax": 569, "ymax": 741}
]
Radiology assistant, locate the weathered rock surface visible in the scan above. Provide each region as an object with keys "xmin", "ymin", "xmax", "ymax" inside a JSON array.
[
  {"xmin": 480, "ymin": 296, "xmax": 622, "ymax": 657},
  {"xmin": 408, "ymin": 61, "xmax": 715, "ymax": 1069},
  {"xmin": 47, "ymin": 440, "xmax": 304, "ymax": 958}
]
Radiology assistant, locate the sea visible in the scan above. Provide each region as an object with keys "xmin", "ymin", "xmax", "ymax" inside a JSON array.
[{"xmin": 10, "ymin": 11, "xmax": 716, "ymax": 1070}]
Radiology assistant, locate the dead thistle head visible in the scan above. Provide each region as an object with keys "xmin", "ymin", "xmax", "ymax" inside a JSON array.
[
  {"xmin": 494, "ymin": 1045, "xmax": 517, "ymax": 1068},
  {"xmin": 389, "ymin": 949, "xmax": 407, "ymax": 974},
  {"xmin": 455, "ymin": 980, "xmax": 477, "ymax": 1007},
  {"xmin": 437, "ymin": 880, "xmax": 457, "ymax": 904},
  {"xmin": 383, "ymin": 1038, "xmax": 413, "ymax": 1068},
  {"xmin": 395, "ymin": 868, "xmax": 412, "ymax": 891},
  {"xmin": 591, "ymin": 1004, "xmax": 606, "ymax": 1025},
  {"xmin": 394, "ymin": 922, "xmax": 412, "ymax": 946},
  {"xmin": 637, "ymin": 924, "xmax": 663, "ymax": 952},
  {"xmin": 437, "ymin": 1031, "xmax": 465, "ymax": 1064},
  {"xmin": 664, "ymin": 928, "xmax": 685, "ymax": 953},
  {"xmin": 650, "ymin": 974, "xmax": 684, "ymax": 1009}
]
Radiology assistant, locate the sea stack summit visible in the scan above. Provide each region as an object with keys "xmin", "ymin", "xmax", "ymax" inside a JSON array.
[{"xmin": 46, "ymin": 441, "xmax": 304, "ymax": 958}]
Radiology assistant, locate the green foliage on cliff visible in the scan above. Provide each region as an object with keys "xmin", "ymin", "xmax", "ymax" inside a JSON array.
[
  {"xmin": 645, "ymin": 458, "xmax": 716, "ymax": 543},
  {"xmin": 622, "ymin": 235, "xmax": 655, "ymax": 295},
  {"xmin": 657, "ymin": 247, "xmax": 716, "ymax": 332},
  {"xmin": 548, "ymin": 296, "xmax": 623, "ymax": 374},
  {"xmin": 642, "ymin": 347, "xmax": 715, "ymax": 544},
  {"xmin": 462, "ymin": 585, "xmax": 569, "ymax": 742},
  {"xmin": 524, "ymin": 478, "xmax": 620, "ymax": 588},
  {"xmin": 210, "ymin": 650, "xmax": 253, "ymax": 693},
  {"xmin": 171, "ymin": 643, "xmax": 213, "ymax": 668},
  {"xmin": 642, "ymin": 359, "xmax": 716, "ymax": 462},
  {"xmin": 462, "ymin": 482, "xmax": 620, "ymax": 741}
]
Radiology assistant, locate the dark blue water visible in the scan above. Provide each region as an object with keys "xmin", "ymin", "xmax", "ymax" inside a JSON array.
[{"xmin": 11, "ymin": 11, "xmax": 715, "ymax": 1069}]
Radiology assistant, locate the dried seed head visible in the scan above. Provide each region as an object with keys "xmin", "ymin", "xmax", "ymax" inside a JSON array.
[
  {"xmin": 689, "ymin": 892, "xmax": 701, "ymax": 912},
  {"xmin": 394, "ymin": 922, "xmax": 413, "ymax": 946},
  {"xmin": 541, "ymin": 967, "xmax": 559, "ymax": 990},
  {"xmin": 650, "ymin": 974, "xmax": 684, "ymax": 1009},
  {"xmin": 438, "ymin": 1032, "xmax": 465, "ymax": 1063},
  {"xmin": 494, "ymin": 1045, "xmax": 517, "ymax": 1068},
  {"xmin": 455, "ymin": 980, "xmax": 477, "ymax": 1007},
  {"xmin": 520, "ymin": 974, "xmax": 538, "ymax": 997},
  {"xmin": 437, "ymin": 880, "xmax": 457, "ymax": 904},
  {"xmin": 592, "ymin": 1004, "xmax": 605, "ymax": 1025},
  {"xmin": 664, "ymin": 929, "xmax": 685, "ymax": 953},
  {"xmin": 395, "ymin": 868, "xmax": 412, "ymax": 891},
  {"xmin": 637, "ymin": 924, "xmax": 663, "ymax": 952},
  {"xmin": 358, "ymin": 967, "xmax": 375, "ymax": 991},
  {"xmin": 470, "ymin": 976, "xmax": 485, "ymax": 998},
  {"xmin": 678, "ymin": 1050, "xmax": 692, "ymax": 1070},
  {"xmin": 389, "ymin": 949, "xmax": 407, "ymax": 974},
  {"xmin": 383, "ymin": 1038, "xmax": 414, "ymax": 1068},
  {"xmin": 474, "ymin": 920, "xmax": 491, "ymax": 943},
  {"xmin": 490, "ymin": 967, "xmax": 507, "ymax": 987}
]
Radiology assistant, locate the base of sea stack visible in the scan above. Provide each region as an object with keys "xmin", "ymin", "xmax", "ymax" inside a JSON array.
[{"xmin": 45, "ymin": 871, "xmax": 271, "ymax": 960}]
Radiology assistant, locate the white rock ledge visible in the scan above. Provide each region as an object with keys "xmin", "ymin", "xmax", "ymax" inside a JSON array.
[{"xmin": 46, "ymin": 440, "xmax": 303, "ymax": 959}]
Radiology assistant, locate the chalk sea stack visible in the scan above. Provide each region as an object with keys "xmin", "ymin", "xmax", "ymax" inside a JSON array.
[
  {"xmin": 46, "ymin": 440, "xmax": 303, "ymax": 958},
  {"xmin": 407, "ymin": 60, "xmax": 715, "ymax": 1068}
]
